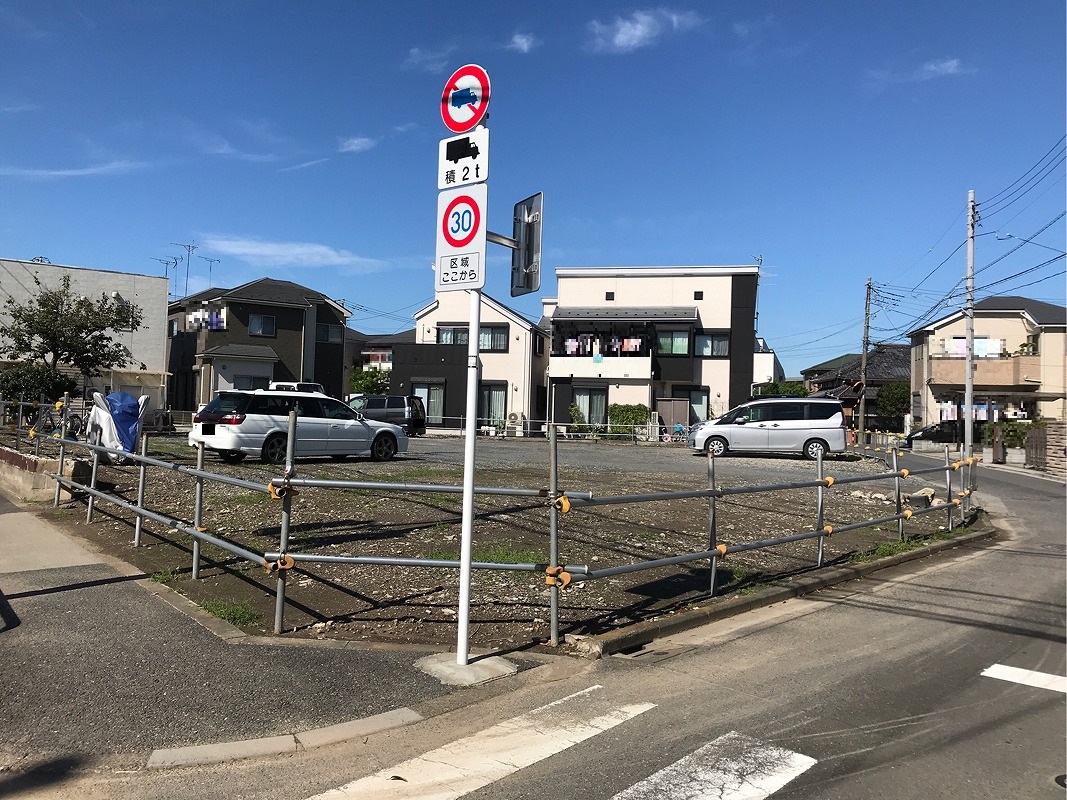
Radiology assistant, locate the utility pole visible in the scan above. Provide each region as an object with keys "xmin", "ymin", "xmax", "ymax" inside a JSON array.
[
  {"xmin": 964, "ymin": 190, "xmax": 977, "ymax": 457},
  {"xmin": 171, "ymin": 240, "xmax": 198, "ymax": 298},
  {"xmin": 858, "ymin": 277, "xmax": 872, "ymax": 441}
]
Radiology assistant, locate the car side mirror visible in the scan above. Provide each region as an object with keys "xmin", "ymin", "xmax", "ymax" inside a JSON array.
[{"xmin": 736, "ymin": 417, "xmax": 748, "ymax": 425}]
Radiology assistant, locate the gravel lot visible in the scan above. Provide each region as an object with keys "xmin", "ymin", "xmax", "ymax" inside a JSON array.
[{"xmin": 10, "ymin": 432, "xmax": 962, "ymax": 654}]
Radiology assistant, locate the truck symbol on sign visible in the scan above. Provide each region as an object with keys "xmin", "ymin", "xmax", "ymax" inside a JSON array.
[
  {"xmin": 445, "ymin": 137, "xmax": 480, "ymax": 163},
  {"xmin": 450, "ymin": 88, "xmax": 479, "ymax": 108}
]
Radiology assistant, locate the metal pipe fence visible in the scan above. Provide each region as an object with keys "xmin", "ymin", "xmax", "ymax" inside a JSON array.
[{"xmin": 2, "ymin": 404, "xmax": 984, "ymax": 644}]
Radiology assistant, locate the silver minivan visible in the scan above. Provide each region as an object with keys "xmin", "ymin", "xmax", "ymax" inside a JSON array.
[{"xmin": 687, "ymin": 398, "xmax": 846, "ymax": 460}]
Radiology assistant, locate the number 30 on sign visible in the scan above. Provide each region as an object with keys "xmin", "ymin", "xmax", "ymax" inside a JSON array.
[{"xmin": 435, "ymin": 184, "xmax": 487, "ymax": 292}]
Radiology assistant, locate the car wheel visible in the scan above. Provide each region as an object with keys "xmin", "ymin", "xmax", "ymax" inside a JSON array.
[
  {"xmin": 804, "ymin": 438, "xmax": 828, "ymax": 461},
  {"xmin": 705, "ymin": 437, "xmax": 727, "ymax": 457},
  {"xmin": 261, "ymin": 434, "xmax": 287, "ymax": 464},
  {"xmin": 219, "ymin": 450, "xmax": 246, "ymax": 464},
  {"xmin": 370, "ymin": 434, "xmax": 397, "ymax": 462}
]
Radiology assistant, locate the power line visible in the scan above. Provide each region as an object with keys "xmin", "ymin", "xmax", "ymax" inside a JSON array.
[{"xmin": 983, "ymin": 135, "xmax": 1066, "ymax": 205}]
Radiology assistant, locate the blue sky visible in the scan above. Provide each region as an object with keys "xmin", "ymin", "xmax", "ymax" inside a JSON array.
[{"xmin": 1, "ymin": 1, "xmax": 1064, "ymax": 377}]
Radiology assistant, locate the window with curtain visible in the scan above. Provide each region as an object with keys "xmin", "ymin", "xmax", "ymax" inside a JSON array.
[
  {"xmin": 478, "ymin": 325, "xmax": 508, "ymax": 352},
  {"xmin": 437, "ymin": 325, "xmax": 508, "ymax": 351},
  {"xmin": 413, "ymin": 384, "xmax": 445, "ymax": 425},
  {"xmin": 478, "ymin": 384, "xmax": 507, "ymax": 426},
  {"xmin": 572, "ymin": 387, "xmax": 608, "ymax": 426},
  {"xmin": 695, "ymin": 332, "xmax": 730, "ymax": 357},
  {"xmin": 656, "ymin": 329, "xmax": 689, "ymax": 355},
  {"xmin": 248, "ymin": 314, "xmax": 275, "ymax": 337}
]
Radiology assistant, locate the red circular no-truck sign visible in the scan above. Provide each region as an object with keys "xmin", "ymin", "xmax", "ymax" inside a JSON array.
[
  {"xmin": 441, "ymin": 192, "xmax": 482, "ymax": 247},
  {"xmin": 440, "ymin": 64, "xmax": 491, "ymax": 134}
]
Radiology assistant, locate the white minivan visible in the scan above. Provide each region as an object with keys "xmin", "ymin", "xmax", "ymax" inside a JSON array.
[{"xmin": 687, "ymin": 397, "xmax": 846, "ymax": 460}]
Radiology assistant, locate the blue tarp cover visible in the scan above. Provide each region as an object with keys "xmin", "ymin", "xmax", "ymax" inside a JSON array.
[{"xmin": 106, "ymin": 391, "xmax": 141, "ymax": 452}]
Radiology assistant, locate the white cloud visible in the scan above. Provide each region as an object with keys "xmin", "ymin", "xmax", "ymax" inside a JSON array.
[
  {"xmin": 914, "ymin": 58, "xmax": 963, "ymax": 81},
  {"xmin": 278, "ymin": 158, "xmax": 329, "ymax": 172},
  {"xmin": 338, "ymin": 136, "xmax": 378, "ymax": 153},
  {"xmin": 866, "ymin": 56, "xmax": 971, "ymax": 90},
  {"xmin": 588, "ymin": 8, "xmax": 702, "ymax": 53},
  {"xmin": 2, "ymin": 103, "xmax": 41, "ymax": 113},
  {"xmin": 201, "ymin": 236, "xmax": 387, "ymax": 272},
  {"xmin": 403, "ymin": 47, "xmax": 454, "ymax": 73},
  {"xmin": 506, "ymin": 33, "xmax": 539, "ymax": 53},
  {"xmin": 0, "ymin": 160, "xmax": 149, "ymax": 178}
]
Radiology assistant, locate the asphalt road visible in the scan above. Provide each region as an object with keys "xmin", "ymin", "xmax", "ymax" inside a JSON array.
[{"xmin": 11, "ymin": 452, "xmax": 1062, "ymax": 799}]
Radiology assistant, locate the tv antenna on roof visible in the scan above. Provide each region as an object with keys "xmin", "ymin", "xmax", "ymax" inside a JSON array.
[{"xmin": 198, "ymin": 255, "xmax": 220, "ymax": 285}]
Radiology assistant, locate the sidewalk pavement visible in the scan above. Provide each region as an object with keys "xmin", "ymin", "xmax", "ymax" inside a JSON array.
[
  {"xmin": 0, "ymin": 491, "xmax": 549, "ymax": 772},
  {"xmin": 0, "ymin": 453, "xmax": 1052, "ymax": 772}
]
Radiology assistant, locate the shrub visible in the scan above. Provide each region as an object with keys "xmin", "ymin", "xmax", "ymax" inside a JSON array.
[{"xmin": 607, "ymin": 403, "xmax": 650, "ymax": 438}]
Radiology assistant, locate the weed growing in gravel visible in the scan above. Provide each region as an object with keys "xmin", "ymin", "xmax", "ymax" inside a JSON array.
[{"xmin": 150, "ymin": 569, "xmax": 176, "ymax": 583}]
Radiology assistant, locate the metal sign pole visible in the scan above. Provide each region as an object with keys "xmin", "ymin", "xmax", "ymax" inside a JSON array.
[{"xmin": 456, "ymin": 288, "xmax": 482, "ymax": 665}]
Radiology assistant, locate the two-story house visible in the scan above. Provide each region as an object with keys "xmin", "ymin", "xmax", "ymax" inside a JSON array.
[
  {"xmin": 909, "ymin": 296, "xmax": 1066, "ymax": 424},
  {"xmin": 0, "ymin": 257, "xmax": 169, "ymax": 406},
  {"xmin": 544, "ymin": 265, "xmax": 761, "ymax": 427},
  {"xmin": 388, "ymin": 291, "xmax": 549, "ymax": 432},
  {"xmin": 805, "ymin": 344, "xmax": 911, "ymax": 429},
  {"xmin": 166, "ymin": 278, "xmax": 350, "ymax": 409}
]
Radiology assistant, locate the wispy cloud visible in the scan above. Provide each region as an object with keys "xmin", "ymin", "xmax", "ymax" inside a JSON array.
[
  {"xmin": 403, "ymin": 47, "xmax": 454, "ymax": 73},
  {"xmin": 177, "ymin": 118, "xmax": 279, "ymax": 162},
  {"xmin": 866, "ymin": 57, "xmax": 971, "ymax": 91},
  {"xmin": 278, "ymin": 158, "xmax": 329, "ymax": 173},
  {"xmin": 2, "ymin": 103, "xmax": 41, "ymax": 113},
  {"xmin": 506, "ymin": 33, "xmax": 539, "ymax": 53},
  {"xmin": 0, "ymin": 160, "xmax": 149, "ymax": 178},
  {"xmin": 338, "ymin": 136, "xmax": 378, "ymax": 153},
  {"xmin": 201, "ymin": 235, "xmax": 387, "ymax": 272},
  {"xmin": 587, "ymin": 8, "xmax": 703, "ymax": 54}
]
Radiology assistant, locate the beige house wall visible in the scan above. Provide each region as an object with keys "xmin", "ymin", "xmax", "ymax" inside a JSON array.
[{"xmin": 415, "ymin": 291, "xmax": 548, "ymax": 424}]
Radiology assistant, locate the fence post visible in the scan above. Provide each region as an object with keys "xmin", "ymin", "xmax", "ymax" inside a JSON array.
[
  {"xmin": 892, "ymin": 448, "xmax": 904, "ymax": 542},
  {"xmin": 134, "ymin": 435, "xmax": 148, "ymax": 547},
  {"xmin": 194, "ymin": 442, "xmax": 205, "ymax": 531},
  {"xmin": 548, "ymin": 423, "xmax": 560, "ymax": 647},
  {"xmin": 707, "ymin": 452, "xmax": 718, "ymax": 595},
  {"xmin": 274, "ymin": 410, "xmax": 297, "ymax": 635},
  {"xmin": 815, "ymin": 450, "xmax": 826, "ymax": 567},
  {"xmin": 85, "ymin": 443, "xmax": 100, "ymax": 524},
  {"xmin": 943, "ymin": 446, "xmax": 954, "ymax": 532},
  {"xmin": 53, "ymin": 426, "xmax": 67, "ymax": 508},
  {"xmin": 15, "ymin": 394, "xmax": 23, "ymax": 453}
]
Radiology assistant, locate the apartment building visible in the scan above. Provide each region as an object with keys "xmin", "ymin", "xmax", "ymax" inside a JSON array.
[{"xmin": 544, "ymin": 265, "xmax": 760, "ymax": 427}]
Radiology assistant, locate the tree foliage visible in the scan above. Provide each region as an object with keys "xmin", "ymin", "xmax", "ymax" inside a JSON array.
[
  {"xmin": 0, "ymin": 363, "xmax": 77, "ymax": 401},
  {"xmin": 755, "ymin": 381, "xmax": 808, "ymax": 397},
  {"xmin": 0, "ymin": 274, "xmax": 144, "ymax": 378},
  {"xmin": 349, "ymin": 366, "xmax": 391, "ymax": 395},
  {"xmin": 876, "ymin": 381, "xmax": 911, "ymax": 419}
]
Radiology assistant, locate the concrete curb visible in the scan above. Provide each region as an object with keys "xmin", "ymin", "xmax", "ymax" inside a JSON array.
[
  {"xmin": 572, "ymin": 528, "xmax": 998, "ymax": 659},
  {"xmin": 146, "ymin": 707, "xmax": 424, "ymax": 768}
]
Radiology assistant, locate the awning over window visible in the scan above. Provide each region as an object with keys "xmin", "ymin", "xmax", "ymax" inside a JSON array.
[{"xmin": 551, "ymin": 306, "xmax": 697, "ymax": 322}]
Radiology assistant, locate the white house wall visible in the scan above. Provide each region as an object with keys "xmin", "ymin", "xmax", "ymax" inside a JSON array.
[{"xmin": 0, "ymin": 258, "xmax": 169, "ymax": 371}]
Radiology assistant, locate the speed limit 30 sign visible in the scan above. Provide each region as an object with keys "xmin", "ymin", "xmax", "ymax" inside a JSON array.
[{"xmin": 435, "ymin": 183, "xmax": 487, "ymax": 292}]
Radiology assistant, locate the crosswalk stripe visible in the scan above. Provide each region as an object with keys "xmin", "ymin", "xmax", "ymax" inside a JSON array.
[
  {"xmin": 981, "ymin": 663, "xmax": 1067, "ymax": 693},
  {"xmin": 611, "ymin": 731, "xmax": 816, "ymax": 800},
  {"xmin": 306, "ymin": 685, "xmax": 656, "ymax": 799}
]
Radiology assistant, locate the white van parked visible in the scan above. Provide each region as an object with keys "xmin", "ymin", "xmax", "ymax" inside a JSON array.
[{"xmin": 687, "ymin": 397, "xmax": 846, "ymax": 460}]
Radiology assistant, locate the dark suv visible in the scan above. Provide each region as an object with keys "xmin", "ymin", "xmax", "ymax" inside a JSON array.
[{"xmin": 348, "ymin": 395, "xmax": 427, "ymax": 436}]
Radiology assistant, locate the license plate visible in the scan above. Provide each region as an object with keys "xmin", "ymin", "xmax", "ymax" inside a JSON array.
[{"xmin": 202, "ymin": 424, "xmax": 215, "ymax": 435}]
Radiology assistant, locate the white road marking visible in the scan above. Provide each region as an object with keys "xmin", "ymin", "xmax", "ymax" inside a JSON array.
[
  {"xmin": 981, "ymin": 663, "xmax": 1067, "ymax": 694},
  {"xmin": 611, "ymin": 731, "xmax": 816, "ymax": 800},
  {"xmin": 306, "ymin": 685, "xmax": 655, "ymax": 799}
]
